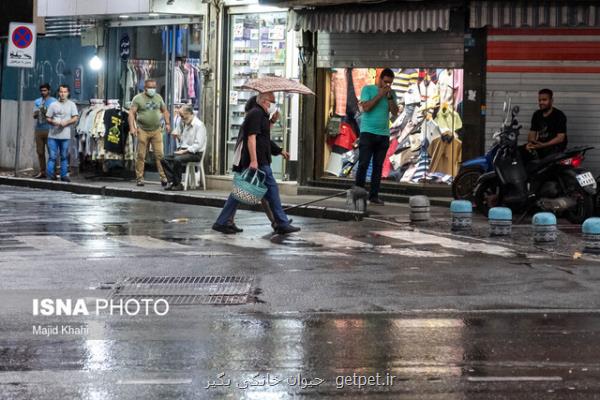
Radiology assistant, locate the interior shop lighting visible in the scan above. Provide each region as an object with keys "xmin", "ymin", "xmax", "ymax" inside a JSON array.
[
  {"xmin": 89, "ymin": 55, "xmax": 103, "ymax": 71},
  {"xmin": 119, "ymin": 15, "xmax": 130, "ymax": 19}
]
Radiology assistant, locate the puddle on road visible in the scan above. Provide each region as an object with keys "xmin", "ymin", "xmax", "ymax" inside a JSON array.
[{"xmin": 269, "ymin": 235, "xmax": 323, "ymax": 248}]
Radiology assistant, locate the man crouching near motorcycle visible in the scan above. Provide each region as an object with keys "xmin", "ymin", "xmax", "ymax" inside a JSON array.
[{"xmin": 524, "ymin": 88, "xmax": 568, "ymax": 160}]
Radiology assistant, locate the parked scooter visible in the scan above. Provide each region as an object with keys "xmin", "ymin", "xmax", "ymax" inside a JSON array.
[
  {"xmin": 452, "ymin": 130, "xmax": 500, "ymax": 201},
  {"xmin": 474, "ymin": 101, "xmax": 596, "ymax": 224}
]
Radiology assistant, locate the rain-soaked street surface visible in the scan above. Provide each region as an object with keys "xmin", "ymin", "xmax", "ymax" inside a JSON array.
[{"xmin": 1, "ymin": 186, "xmax": 600, "ymax": 399}]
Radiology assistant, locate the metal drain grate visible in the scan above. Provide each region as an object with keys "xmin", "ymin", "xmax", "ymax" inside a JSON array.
[{"xmin": 109, "ymin": 276, "xmax": 254, "ymax": 305}]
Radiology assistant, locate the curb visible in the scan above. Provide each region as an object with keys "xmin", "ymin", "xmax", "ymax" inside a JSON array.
[
  {"xmin": 0, "ymin": 177, "xmax": 365, "ymax": 222},
  {"xmin": 298, "ymin": 185, "xmax": 453, "ymax": 207}
]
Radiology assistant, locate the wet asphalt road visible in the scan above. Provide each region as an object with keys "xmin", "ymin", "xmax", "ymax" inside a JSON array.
[{"xmin": 1, "ymin": 186, "xmax": 600, "ymax": 399}]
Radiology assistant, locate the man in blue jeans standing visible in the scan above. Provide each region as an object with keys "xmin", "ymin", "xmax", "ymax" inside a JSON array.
[
  {"xmin": 355, "ymin": 68, "xmax": 399, "ymax": 205},
  {"xmin": 45, "ymin": 85, "xmax": 79, "ymax": 182},
  {"xmin": 213, "ymin": 92, "xmax": 300, "ymax": 235}
]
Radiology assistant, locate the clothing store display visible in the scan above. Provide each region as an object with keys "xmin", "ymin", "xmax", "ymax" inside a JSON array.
[
  {"xmin": 76, "ymin": 101, "xmax": 135, "ymax": 168},
  {"xmin": 392, "ymin": 68, "xmax": 419, "ymax": 100},
  {"xmin": 435, "ymin": 106, "xmax": 463, "ymax": 134},
  {"xmin": 327, "ymin": 67, "xmax": 466, "ymax": 187},
  {"xmin": 428, "ymin": 134, "xmax": 463, "ymax": 177},
  {"xmin": 103, "ymin": 109, "xmax": 130, "ymax": 154},
  {"xmin": 438, "ymin": 69, "xmax": 457, "ymax": 106}
]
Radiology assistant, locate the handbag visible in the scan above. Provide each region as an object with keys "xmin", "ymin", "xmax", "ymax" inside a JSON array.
[
  {"xmin": 231, "ymin": 168, "xmax": 268, "ymax": 205},
  {"xmin": 326, "ymin": 116, "xmax": 342, "ymax": 137}
]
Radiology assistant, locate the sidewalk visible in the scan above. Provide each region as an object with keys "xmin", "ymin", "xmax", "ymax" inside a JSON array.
[{"xmin": 0, "ymin": 170, "xmax": 440, "ymax": 221}]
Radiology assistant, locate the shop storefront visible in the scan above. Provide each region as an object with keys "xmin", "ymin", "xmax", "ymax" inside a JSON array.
[
  {"xmin": 470, "ymin": 0, "xmax": 600, "ymax": 176},
  {"xmin": 219, "ymin": 1, "xmax": 300, "ymax": 181},
  {"xmin": 285, "ymin": 1, "xmax": 479, "ymax": 194},
  {"xmin": 35, "ymin": 1, "xmax": 208, "ymax": 176}
]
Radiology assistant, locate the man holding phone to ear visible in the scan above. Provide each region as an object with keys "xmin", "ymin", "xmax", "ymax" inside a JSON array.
[{"xmin": 355, "ymin": 68, "xmax": 399, "ymax": 205}]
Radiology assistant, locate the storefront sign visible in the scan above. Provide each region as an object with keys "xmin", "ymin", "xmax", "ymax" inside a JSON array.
[
  {"xmin": 6, "ymin": 22, "xmax": 36, "ymax": 68},
  {"xmin": 120, "ymin": 34, "xmax": 130, "ymax": 61},
  {"xmin": 74, "ymin": 67, "xmax": 82, "ymax": 94}
]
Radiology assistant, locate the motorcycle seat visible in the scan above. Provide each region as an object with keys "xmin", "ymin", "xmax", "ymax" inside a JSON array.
[{"xmin": 526, "ymin": 153, "xmax": 563, "ymax": 173}]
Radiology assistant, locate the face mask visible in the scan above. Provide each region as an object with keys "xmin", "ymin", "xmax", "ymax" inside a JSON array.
[
  {"xmin": 268, "ymin": 102, "xmax": 278, "ymax": 116},
  {"xmin": 146, "ymin": 88, "xmax": 156, "ymax": 97}
]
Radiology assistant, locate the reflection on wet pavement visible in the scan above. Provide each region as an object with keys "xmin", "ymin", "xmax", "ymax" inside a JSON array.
[{"xmin": 0, "ymin": 313, "xmax": 599, "ymax": 398}]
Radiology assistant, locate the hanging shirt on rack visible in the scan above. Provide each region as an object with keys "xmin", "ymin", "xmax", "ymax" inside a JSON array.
[{"xmin": 104, "ymin": 109, "xmax": 130, "ymax": 154}]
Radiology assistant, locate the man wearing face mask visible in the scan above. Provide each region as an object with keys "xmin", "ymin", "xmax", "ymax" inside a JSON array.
[
  {"xmin": 213, "ymin": 92, "xmax": 300, "ymax": 235},
  {"xmin": 129, "ymin": 79, "xmax": 170, "ymax": 187},
  {"xmin": 161, "ymin": 105, "xmax": 206, "ymax": 191}
]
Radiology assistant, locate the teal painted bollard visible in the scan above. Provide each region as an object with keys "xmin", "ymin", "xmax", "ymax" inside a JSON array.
[
  {"xmin": 532, "ymin": 212, "xmax": 557, "ymax": 243},
  {"xmin": 451, "ymin": 200, "xmax": 472, "ymax": 231},
  {"xmin": 582, "ymin": 218, "xmax": 600, "ymax": 254},
  {"xmin": 489, "ymin": 207, "xmax": 512, "ymax": 236}
]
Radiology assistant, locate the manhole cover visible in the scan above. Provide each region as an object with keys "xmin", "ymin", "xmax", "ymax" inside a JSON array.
[{"xmin": 109, "ymin": 276, "xmax": 254, "ymax": 305}]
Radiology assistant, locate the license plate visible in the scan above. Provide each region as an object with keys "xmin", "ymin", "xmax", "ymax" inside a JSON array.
[{"xmin": 576, "ymin": 172, "xmax": 595, "ymax": 187}]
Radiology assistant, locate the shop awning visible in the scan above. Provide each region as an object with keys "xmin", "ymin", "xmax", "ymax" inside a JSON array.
[
  {"xmin": 288, "ymin": 3, "xmax": 451, "ymax": 33},
  {"xmin": 470, "ymin": 1, "xmax": 600, "ymax": 29}
]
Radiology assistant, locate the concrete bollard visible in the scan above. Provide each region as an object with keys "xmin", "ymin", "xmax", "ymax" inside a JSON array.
[
  {"xmin": 346, "ymin": 186, "xmax": 368, "ymax": 212},
  {"xmin": 582, "ymin": 218, "xmax": 600, "ymax": 254},
  {"xmin": 409, "ymin": 196, "xmax": 430, "ymax": 222},
  {"xmin": 489, "ymin": 207, "xmax": 512, "ymax": 236},
  {"xmin": 532, "ymin": 212, "xmax": 557, "ymax": 243},
  {"xmin": 450, "ymin": 200, "xmax": 472, "ymax": 231}
]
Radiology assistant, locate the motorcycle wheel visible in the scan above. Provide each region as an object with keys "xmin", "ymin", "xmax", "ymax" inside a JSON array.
[
  {"xmin": 452, "ymin": 167, "xmax": 483, "ymax": 201},
  {"xmin": 564, "ymin": 189, "xmax": 594, "ymax": 224},
  {"xmin": 474, "ymin": 177, "xmax": 501, "ymax": 217}
]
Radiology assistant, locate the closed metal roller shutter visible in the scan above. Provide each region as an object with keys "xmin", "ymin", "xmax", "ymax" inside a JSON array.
[
  {"xmin": 485, "ymin": 28, "xmax": 600, "ymax": 174},
  {"xmin": 316, "ymin": 31, "xmax": 464, "ymax": 68}
]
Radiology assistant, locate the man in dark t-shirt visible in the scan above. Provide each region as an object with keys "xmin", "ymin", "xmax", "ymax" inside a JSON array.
[
  {"xmin": 526, "ymin": 88, "xmax": 567, "ymax": 159},
  {"xmin": 213, "ymin": 92, "xmax": 301, "ymax": 235}
]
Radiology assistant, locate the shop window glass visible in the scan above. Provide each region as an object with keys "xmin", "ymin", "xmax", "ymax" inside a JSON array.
[{"xmin": 324, "ymin": 67, "xmax": 464, "ymax": 187}]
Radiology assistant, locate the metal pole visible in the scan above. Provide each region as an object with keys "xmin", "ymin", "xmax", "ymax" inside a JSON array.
[
  {"xmin": 170, "ymin": 24, "xmax": 176, "ymax": 128},
  {"xmin": 14, "ymin": 68, "xmax": 24, "ymax": 176}
]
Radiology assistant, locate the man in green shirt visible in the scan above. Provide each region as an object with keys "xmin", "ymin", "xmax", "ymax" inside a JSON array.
[
  {"xmin": 128, "ymin": 79, "xmax": 171, "ymax": 187},
  {"xmin": 355, "ymin": 68, "xmax": 399, "ymax": 205}
]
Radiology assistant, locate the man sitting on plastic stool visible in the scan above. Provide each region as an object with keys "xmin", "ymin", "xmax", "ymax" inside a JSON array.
[{"xmin": 162, "ymin": 105, "xmax": 207, "ymax": 191}]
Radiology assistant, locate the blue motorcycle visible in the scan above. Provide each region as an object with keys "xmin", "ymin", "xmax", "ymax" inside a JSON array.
[{"xmin": 451, "ymin": 130, "xmax": 500, "ymax": 201}]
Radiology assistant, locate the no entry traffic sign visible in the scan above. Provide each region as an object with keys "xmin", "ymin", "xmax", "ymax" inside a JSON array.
[{"xmin": 6, "ymin": 22, "xmax": 36, "ymax": 68}]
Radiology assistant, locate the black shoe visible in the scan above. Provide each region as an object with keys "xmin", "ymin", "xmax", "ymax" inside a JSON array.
[
  {"xmin": 60, "ymin": 176, "xmax": 71, "ymax": 183},
  {"xmin": 171, "ymin": 183, "xmax": 184, "ymax": 191},
  {"xmin": 369, "ymin": 197, "xmax": 385, "ymax": 206},
  {"xmin": 136, "ymin": 181, "xmax": 144, "ymax": 187},
  {"xmin": 212, "ymin": 223, "xmax": 237, "ymax": 234},
  {"xmin": 48, "ymin": 176, "xmax": 57, "ymax": 181},
  {"xmin": 34, "ymin": 173, "xmax": 46, "ymax": 179},
  {"xmin": 161, "ymin": 180, "xmax": 168, "ymax": 187},
  {"xmin": 275, "ymin": 224, "xmax": 301, "ymax": 235},
  {"xmin": 272, "ymin": 218, "xmax": 294, "ymax": 232},
  {"xmin": 164, "ymin": 182, "xmax": 173, "ymax": 191},
  {"xmin": 228, "ymin": 223, "xmax": 244, "ymax": 233}
]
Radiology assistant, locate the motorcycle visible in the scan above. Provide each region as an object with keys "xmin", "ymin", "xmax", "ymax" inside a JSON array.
[
  {"xmin": 474, "ymin": 100, "xmax": 596, "ymax": 224},
  {"xmin": 452, "ymin": 129, "xmax": 500, "ymax": 201}
]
